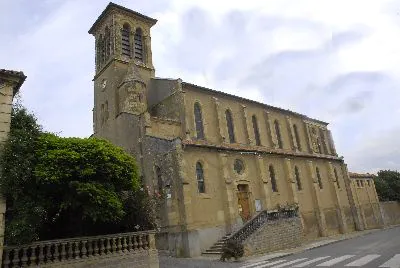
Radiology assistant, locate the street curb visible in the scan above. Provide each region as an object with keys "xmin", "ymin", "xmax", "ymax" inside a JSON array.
[{"xmin": 241, "ymin": 226, "xmax": 400, "ymax": 264}]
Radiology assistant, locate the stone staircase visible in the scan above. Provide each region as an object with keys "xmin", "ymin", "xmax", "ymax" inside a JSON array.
[{"xmin": 201, "ymin": 233, "xmax": 231, "ymax": 256}]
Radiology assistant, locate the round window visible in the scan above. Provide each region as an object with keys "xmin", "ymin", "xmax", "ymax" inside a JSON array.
[{"xmin": 234, "ymin": 159, "xmax": 245, "ymax": 174}]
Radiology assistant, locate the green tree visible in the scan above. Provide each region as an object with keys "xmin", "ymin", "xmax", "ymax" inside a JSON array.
[
  {"xmin": 0, "ymin": 102, "xmax": 157, "ymax": 245},
  {"xmin": 374, "ymin": 170, "xmax": 400, "ymax": 202}
]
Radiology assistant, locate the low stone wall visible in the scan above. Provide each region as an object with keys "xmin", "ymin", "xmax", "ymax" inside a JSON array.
[
  {"xmin": 380, "ymin": 201, "xmax": 400, "ymax": 226},
  {"xmin": 2, "ymin": 231, "xmax": 159, "ymax": 268},
  {"xmin": 243, "ymin": 217, "xmax": 302, "ymax": 256}
]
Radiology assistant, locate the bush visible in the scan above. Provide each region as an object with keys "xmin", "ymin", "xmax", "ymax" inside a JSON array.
[{"xmin": 220, "ymin": 240, "xmax": 244, "ymax": 261}]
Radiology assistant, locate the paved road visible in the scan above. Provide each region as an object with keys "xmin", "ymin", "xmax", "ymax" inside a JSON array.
[{"xmin": 159, "ymin": 226, "xmax": 400, "ymax": 268}]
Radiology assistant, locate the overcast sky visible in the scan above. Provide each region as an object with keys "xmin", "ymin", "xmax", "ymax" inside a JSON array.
[{"xmin": 1, "ymin": 0, "xmax": 399, "ymax": 173}]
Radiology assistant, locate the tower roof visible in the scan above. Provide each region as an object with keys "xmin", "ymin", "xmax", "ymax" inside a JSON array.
[{"xmin": 89, "ymin": 2, "xmax": 157, "ymax": 35}]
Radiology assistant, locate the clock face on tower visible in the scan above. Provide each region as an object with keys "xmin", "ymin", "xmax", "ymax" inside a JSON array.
[{"xmin": 101, "ymin": 79, "xmax": 107, "ymax": 90}]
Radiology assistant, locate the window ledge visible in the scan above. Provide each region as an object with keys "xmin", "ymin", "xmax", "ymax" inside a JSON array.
[{"xmin": 199, "ymin": 193, "xmax": 211, "ymax": 199}]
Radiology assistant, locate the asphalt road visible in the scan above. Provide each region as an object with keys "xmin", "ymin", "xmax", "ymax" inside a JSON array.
[{"xmin": 159, "ymin": 226, "xmax": 400, "ymax": 268}]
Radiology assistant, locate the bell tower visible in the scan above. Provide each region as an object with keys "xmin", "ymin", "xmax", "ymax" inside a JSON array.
[{"xmin": 89, "ymin": 2, "xmax": 157, "ymax": 136}]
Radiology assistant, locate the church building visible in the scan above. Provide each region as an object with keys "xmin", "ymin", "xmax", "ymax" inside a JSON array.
[{"xmin": 89, "ymin": 3, "xmax": 383, "ymax": 257}]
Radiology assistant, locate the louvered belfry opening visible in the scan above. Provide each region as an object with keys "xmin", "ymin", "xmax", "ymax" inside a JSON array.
[
  {"xmin": 134, "ymin": 28, "xmax": 144, "ymax": 61},
  {"xmin": 121, "ymin": 24, "xmax": 131, "ymax": 57}
]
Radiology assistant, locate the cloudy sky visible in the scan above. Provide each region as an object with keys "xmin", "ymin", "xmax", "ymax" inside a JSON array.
[{"xmin": 1, "ymin": 0, "xmax": 399, "ymax": 173}]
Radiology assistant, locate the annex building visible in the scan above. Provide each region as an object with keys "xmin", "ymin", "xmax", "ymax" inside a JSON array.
[{"xmin": 89, "ymin": 2, "xmax": 384, "ymax": 257}]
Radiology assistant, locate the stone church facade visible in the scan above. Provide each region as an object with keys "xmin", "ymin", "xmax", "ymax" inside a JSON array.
[{"xmin": 89, "ymin": 3, "xmax": 383, "ymax": 257}]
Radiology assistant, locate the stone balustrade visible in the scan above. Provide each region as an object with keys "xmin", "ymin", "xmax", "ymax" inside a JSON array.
[{"xmin": 2, "ymin": 231, "xmax": 157, "ymax": 268}]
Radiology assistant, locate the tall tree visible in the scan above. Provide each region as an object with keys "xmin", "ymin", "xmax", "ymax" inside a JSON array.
[
  {"xmin": 374, "ymin": 170, "xmax": 400, "ymax": 202},
  {"xmin": 0, "ymin": 102, "xmax": 157, "ymax": 245}
]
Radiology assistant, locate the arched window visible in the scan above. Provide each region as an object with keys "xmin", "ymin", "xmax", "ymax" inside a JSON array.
[
  {"xmin": 121, "ymin": 24, "xmax": 131, "ymax": 57},
  {"xmin": 194, "ymin": 102, "xmax": 204, "ymax": 139},
  {"xmin": 316, "ymin": 167, "xmax": 323, "ymax": 189},
  {"xmin": 96, "ymin": 36, "xmax": 103, "ymax": 66},
  {"xmin": 196, "ymin": 162, "xmax": 205, "ymax": 193},
  {"xmin": 274, "ymin": 120, "xmax": 283, "ymax": 149},
  {"xmin": 316, "ymin": 138, "xmax": 322, "ymax": 154},
  {"xmin": 155, "ymin": 166, "xmax": 162, "ymax": 193},
  {"xmin": 294, "ymin": 166, "xmax": 302, "ymax": 191},
  {"xmin": 252, "ymin": 115, "xmax": 261, "ymax": 146},
  {"xmin": 269, "ymin": 165, "xmax": 278, "ymax": 192},
  {"xmin": 104, "ymin": 101, "xmax": 109, "ymax": 121},
  {"xmin": 293, "ymin": 124, "xmax": 301, "ymax": 151},
  {"xmin": 105, "ymin": 26, "xmax": 111, "ymax": 58},
  {"xmin": 333, "ymin": 168, "xmax": 340, "ymax": 188},
  {"xmin": 134, "ymin": 28, "xmax": 144, "ymax": 61},
  {"xmin": 319, "ymin": 129, "xmax": 328, "ymax": 154},
  {"xmin": 225, "ymin": 109, "xmax": 235, "ymax": 143}
]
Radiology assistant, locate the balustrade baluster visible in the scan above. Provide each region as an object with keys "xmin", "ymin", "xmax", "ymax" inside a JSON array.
[
  {"xmin": 46, "ymin": 244, "xmax": 52, "ymax": 263},
  {"xmin": 138, "ymin": 235, "xmax": 143, "ymax": 249},
  {"xmin": 111, "ymin": 238, "xmax": 116, "ymax": 253},
  {"xmin": 133, "ymin": 235, "xmax": 138, "ymax": 250},
  {"xmin": 67, "ymin": 242, "xmax": 73, "ymax": 259},
  {"xmin": 73, "ymin": 241, "xmax": 80, "ymax": 259},
  {"xmin": 105, "ymin": 238, "xmax": 111, "ymax": 254},
  {"xmin": 3, "ymin": 248, "xmax": 11, "ymax": 267},
  {"xmin": 126, "ymin": 236, "xmax": 132, "ymax": 251},
  {"xmin": 117, "ymin": 237, "xmax": 122, "ymax": 253},
  {"xmin": 122, "ymin": 236, "xmax": 128, "ymax": 253},
  {"xmin": 81, "ymin": 240, "xmax": 88, "ymax": 258},
  {"xmin": 60, "ymin": 243, "xmax": 66, "ymax": 261},
  {"xmin": 53, "ymin": 244, "xmax": 60, "ymax": 262},
  {"xmin": 99, "ymin": 239, "xmax": 105, "ymax": 255},
  {"xmin": 93, "ymin": 240, "xmax": 99, "ymax": 256},
  {"xmin": 87, "ymin": 240, "xmax": 93, "ymax": 257}
]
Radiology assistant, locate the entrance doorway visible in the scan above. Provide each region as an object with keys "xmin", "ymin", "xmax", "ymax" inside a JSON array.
[{"xmin": 237, "ymin": 184, "xmax": 251, "ymax": 222}]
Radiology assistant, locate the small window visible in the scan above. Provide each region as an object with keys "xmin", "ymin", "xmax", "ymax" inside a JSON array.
[
  {"xmin": 356, "ymin": 180, "xmax": 360, "ymax": 187},
  {"xmin": 360, "ymin": 180, "xmax": 364, "ymax": 187},
  {"xmin": 316, "ymin": 167, "xmax": 323, "ymax": 189},
  {"xmin": 194, "ymin": 102, "xmax": 205, "ymax": 139},
  {"xmin": 196, "ymin": 162, "xmax": 205, "ymax": 193},
  {"xmin": 121, "ymin": 24, "xmax": 131, "ymax": 57},
  {"xmin": 134, "ymin": 28, "xmax": 144, "ymax": 61},
  {"xmin": 316, "ymin": 138, "xmax": 322, "ymax": 154},
  {"xmin": 294, "ymin": 166, "xmax": 302, "ymax": 191},
  {"xmin": 234, "ymin": 159, "xmax": 245, "ymax": 174},
  {"xmin": 269, "ymin": 165, "xmax": 278, "ymax": 192},
  {"xmin": 274, "ymin": 120, "xmax": 283, "ymax": 149},
  {"xmin": 367, "ymin": 180, "xmax": 371, "ymax": 187},
  {"xmin": 225, "ymin": 109, "xmax": 235, "ymax": 143},
  {"xmin": 252, "ymin": 115, "xmax": 261, "ymax": 146},
  {"xmin": 155, "ymin": 166, "xmax": 162, "ymax": 193},
  {"xmin": 334, "ymin": 168, "xmax": 340, "ymax": 189},
  {"xmin": 293, "ymin": 124, "xmax": 301, "ymax": 151}
]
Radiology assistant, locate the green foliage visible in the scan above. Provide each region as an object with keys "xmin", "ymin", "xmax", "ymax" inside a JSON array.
[
  {"xmin": 220, "ymin": 240, "xmax": 244, "ymax": 262},
  {"xmin": 374, "ymin": 170, "xmax": 400, "ymax": 202},
  {"xmin": 0, "ymin": 102, "xmax": 157, "ymax": 245}
]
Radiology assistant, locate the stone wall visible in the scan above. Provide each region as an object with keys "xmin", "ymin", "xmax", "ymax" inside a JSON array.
[
  {"xmin": 244, "ymin": 217, "xmax": 302, "ymax": 256},
  {"xmin": 380, "ymin": 201, "xmax": 400, "ymax": 226},
  {"xmin": 2, "ymin": 231, "xmax": 159, "ymax": 268}
]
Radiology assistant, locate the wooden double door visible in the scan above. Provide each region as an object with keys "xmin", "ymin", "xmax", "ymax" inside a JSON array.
[{"xmin": 237, "ymin": 184, "xmax": 251, "ymax": 222}]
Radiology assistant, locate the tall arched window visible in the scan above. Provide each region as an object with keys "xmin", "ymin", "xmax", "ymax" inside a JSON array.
[
  {"xmin": 269, "ymin": 165, "xmax": 278, "ymax": 192},
  {"xmin": 155, "ymin": 166, "xmax": 162, "ymax": 193},
  {"xmin": 252, "ymin": 115, "xmax": 261, "ymax": 146},
  {"xmin": 134, "ymin": 28, "xmax": 144, "ymax": 61},
  {"xmin": 105, "ymin": 26, "xmax": 111, "ymax": 59},
  {"xmin": 121, "ymin": 23, "xmax": 131, "ymax": 57},
  {"xmin": 334, "ymin": 168, "xmax": 340, "ymax": 189},
  {"xmin": 294, "ymin": 166, "xmax": 302, "ymax": 190},
  {"xmin": 316, "ymin": 167, "xmax": 323, "ymax": 189},
  {"xmin": 196, "ymin": 162, "xmax": 205, "ymax": 193},
  {"xmin": 274, "ymin": 120, "xmax": 283, "ymax": 149},
  {"xmin": 316, "ymin": 138, "xmax": 322, "ymax": 154},
  {"xmin": 96, "ymin": 36, "xmax": 103, "ymax": 66},
  {"xmin": 319, "ymin": 129, "xmax": 328, "ymax": 154},
  {"xmin": 293, "ymin": 124, "xmax": 301, "ymax": 151},
  {"xmin": 194, "ymin": 102, "xmax": 204, "ymax": 139},
  {"xmin": 225, "ymin": 109, "xmax": 235, "ymax": 143}
]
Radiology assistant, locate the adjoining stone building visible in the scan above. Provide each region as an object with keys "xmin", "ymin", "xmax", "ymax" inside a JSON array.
[
  {"xmin": 0, "ymin": 69, "xmax": 26, "ymax": 263},
  {"xmin": 89, "ymin": 2, "xmax": 383, "ymax": 257}
]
